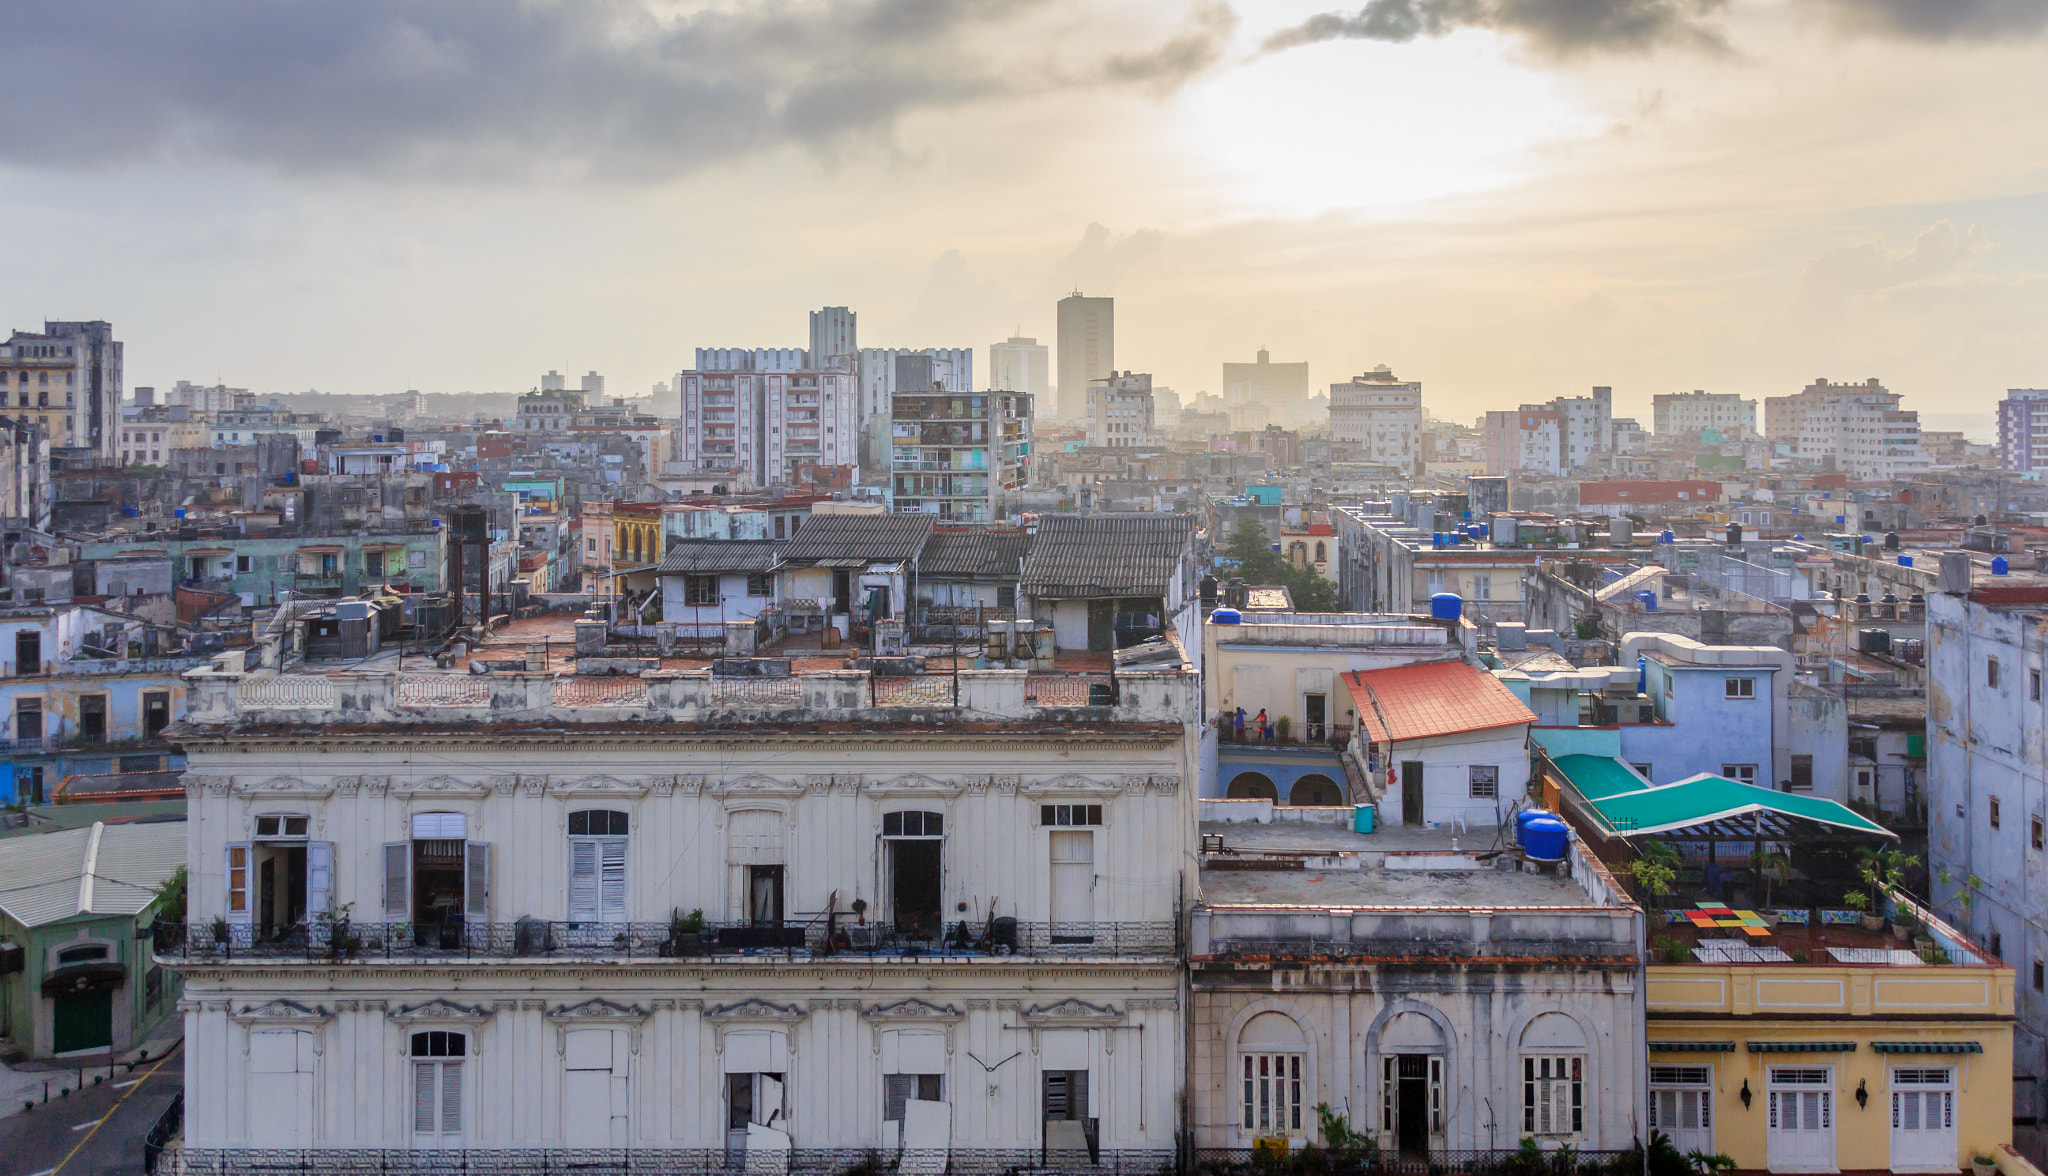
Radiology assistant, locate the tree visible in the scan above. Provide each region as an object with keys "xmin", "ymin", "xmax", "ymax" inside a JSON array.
[{"xmin": 1221, "ymin": 519, "xmax": 1340, "ymax": 612}]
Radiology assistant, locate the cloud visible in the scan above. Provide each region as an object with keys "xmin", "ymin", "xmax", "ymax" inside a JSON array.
[
  {"xmin": 1810, "ymin": 0, "xmax": 2048, "ymax": 40},
  {"xmin": 1049, "ymin": 222, "xmax": 1168, "ymax": 296},
  {"xmin": 1259, "ymin": 0, "xmax": 1732, "ymax": 57},
  {"xmin": 1793, "ymin": 220, "xmax": 1993, "ymax": 312},
  {"xmin": 0, "ymin": 0, "xmax": 1234, "ymax": 181}
]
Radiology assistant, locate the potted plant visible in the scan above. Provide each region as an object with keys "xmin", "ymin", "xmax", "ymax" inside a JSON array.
[
  {"xmin": 210, "ymin": 915, "xmax": 231, "ymax": 947},
  {"xmin": 1972, "ymin": 1154, "xmax": 1997, "ymax": 1176},
  {"xmin": 660, "ymin": 908, "xmax": 706, "ymax": 957},
  {"xmin": 1891, "ymin": 911, "xmax": 1917, "ymax": 944},
  {"xmin": 1759, "ymin": 851, "xmax": 1791, "ymax": 918},
  {"xmin": 1275, "ymin": 715, "xmax": 1292, "ymax": 743},
  {"xmin": 1843, "ymin": 890, "xmax": 1881, "ymax": 932}
]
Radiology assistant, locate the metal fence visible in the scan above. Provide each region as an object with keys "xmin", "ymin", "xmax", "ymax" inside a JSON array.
[
  {"xmin": 1190, "ymin": 1149, "xmax": 1642, "ymax": 1176},
  {"xmin": 157, "ymin": 919, "xmax": 1177, "ymax": 963},
  {"xmin": 160, "ymin": 1148, "xmax": 1178, "ymax": 1176},
  {"xmin": 143, "ymin": 1092, "xmax": 183, "ymax": 1175}
]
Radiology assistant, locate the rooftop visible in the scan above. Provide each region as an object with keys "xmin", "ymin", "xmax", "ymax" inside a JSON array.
[
  {"xmin": 0, "ymin": 820, "xmax": 186, "ymax": 928},
  {"xmin": 1346, "ymin": 660, "xmax": 1537, "ymax": 743},
  {"xmin": 1019, "ymin": 513, "xmax": 1194, "ymax": 598},
  {"xmin": 1198, "ymin": 818, "xmax": 1602, "ymax": 909}
]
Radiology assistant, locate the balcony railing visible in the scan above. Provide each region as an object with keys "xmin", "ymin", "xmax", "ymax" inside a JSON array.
[
  {"xmin": 161, "ymin": 1149, "xmax": 1175, "ymax": 1176},
  {"xmin": 1191, "ymin": 1149, "xmax": 1643, "ymax": 1176},
  {"xmin": 157, "ymin": 918, "xmax": 1177, "ymax": 963}
]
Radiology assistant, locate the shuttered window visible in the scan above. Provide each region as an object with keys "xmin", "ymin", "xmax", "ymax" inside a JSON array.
[
  {"xmin": 884, "ymin": 1073, "xmax": 943, "ymax": 1122},
  {"xmin": 569, "ymin": 811, "xmax": 628, "ymax": 922},
  {"xmin": 1241, "ymin": 1053, "xmax": 1303, "ymax": 1135},
  {"xmin": 412, "ymin": 1031, "xmax": 465, "ymax": 1139},
  {"xmin": 1524, "ymin": 1055, "xmax": 1584, "ymax": 1138}
]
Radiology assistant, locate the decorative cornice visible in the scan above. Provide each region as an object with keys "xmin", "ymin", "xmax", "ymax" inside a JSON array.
[
  {"xmin": 705, "ymin": 998, "xmax": 807, "ymax": 1024},
  {"xmin": 1021, "ymin": 774, "xmax": 1124, "ymax": 797},
  {"xmin": 709, "ymin": 774, "xmax": 805, "ymax": 798},
  {"xmin": 243, "ymin": 775, "xmax": 337, "ymax": 800},
  {"xmin": 186, "ymin": 774, "xmax": 231, "ymax": 797},
  {"xmin": 392, "ymin": 775, "xmax": 491, "ymax": 800},
  {"xmin": 387, "ymin": 998, "xmax": 493, "ymax": 1023},
  {"xmin": 865, "ymin": 773, "xmax": 965, "ymax": 798},
  {"xmin": 1020, "ymin": 997, "xmax": 1126, "ymax": 1026},
  {"xmin": 545, "ymin": 997, "xmax": 650, "ymax": 1022},
  {"xmin": 230, "ymin": 998, "xmax": 333, "ymax": 1025},
  {"xmin": 549, "ymin": 774, "xmax": 652, "ymax": 799},
  {"xmin": 863, "ymin": 997, "xmax": 964, "ymax": 1024}
]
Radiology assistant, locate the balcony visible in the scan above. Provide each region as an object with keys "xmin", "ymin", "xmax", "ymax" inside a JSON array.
[
  {"xmin": 159, "ymin": 1149, "xmax": 1178, "ymax": 1176},
  {"xmin": 156, "ymin": 917, "xmax": 1176, "ymax": 964}
]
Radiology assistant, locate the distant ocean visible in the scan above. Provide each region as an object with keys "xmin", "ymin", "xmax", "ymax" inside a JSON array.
[{"xmin": 1919, "ymin": 411, "xmax": 1994, "ymax": 443}]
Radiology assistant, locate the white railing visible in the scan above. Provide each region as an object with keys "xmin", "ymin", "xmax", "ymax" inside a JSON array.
[
  {"xmin": 708, "ymin": 677, "xmax": 804, "ymax": 708},
  {"xmin": 237, "ymin": 676, "xmax": 338, "ymax": 710},
  {"xmin": 396, "ymin": 676, "xmax": 493, "ymax": 708},
  {"xmin": 554, "ymin": 676, "xmax": 648, "ymax": 706}
]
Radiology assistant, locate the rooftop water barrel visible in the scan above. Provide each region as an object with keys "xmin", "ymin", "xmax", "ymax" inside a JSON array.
[
  {"xmin": 1520, "ymin": 815, "xmax": 1570, "ymax": 862},
  {"xmin": 122, "ymin": 505, "xmax": 137, "ymax": 517},
  {"xmin": 1635, "ymin": 589, "xmax": 1658, "ymax": 612},
  {"xmin": 174, "ymin": 508, "xmax": 185, "ymax": 519},
  {"xmin": 1210, "ymin": 608, "xmax": 1242, "ymax": 625},
  {"xmin": 1516, "ymin": 808, "xmax": 1554, "ymax": 841},
  {"xmin": 1898, "ymin": 555, "xmax": 1913, "ymax": 568},
  {"xmin": 1660, "ymin": 530, "xmax": 1676, "ymax": 543},
  {"xmin": 1430, "ymin": 592, "xmax": 1463, "ymax": 621},
  {"xmin": 1353, "ymin": 803, "xmax": 1375, "ymax": 834},
  {"xmin": 1994, "ymin": 557, "xmax": 2010, "ymax": 576}
]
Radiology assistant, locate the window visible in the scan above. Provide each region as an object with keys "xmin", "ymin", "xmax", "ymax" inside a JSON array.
[
  {"xmin": 412, "ymin": 1031, "xmax": 465, "ymax": 1139},
  {"xmin": 1722, "ymin": 764, "xmax": 1759, "ymax": 786},
  {"xmin": 78, "ymin": 694, "xmax": 106, "ymax": 743},
  {"xmin": 587, "ymin": 538, "xmax": 598, "ymax": 554},
  {"xmin": 1042, "ymin": 804, "xmax": 1102, "ymax": 826},
  {"xmin": 1472, "ymin": 573, "xmax": 1491, "ymax": 601},
  {"xmin": 683, "ymin": 575, "xmax": 718, "ymax": 606},
  {"xmin": 236, "ymin": 554, "xmax": 252, "ymax": 573},
  {"xmin": 1989, "ymin": 658, "xmax": 2001, "ymax": 688},
  {"xmin": 14, "ymin": 697, "xmax": 42, "ymax": 740},
  {"xmin": 568, "ymin": 809, "xmax": 629, "ymax": 922},
  {"xmin": 1849, "ymin": 736, "xmax": 1877, "ymax": 761},
  {"xmin": 2034, "ymin": 816, "xmax": 2044, "ymax": 851},
  {"xmin": 2035, "ymin": 961, "xmax": 2043, "ymax": 992},
  {"xmin": 1991, "ymin": 797, "xmax": 2002, "ymax": 829},
  {"xmin": 1632, "ymin": 763, "xmax": 1653, "ymax": 780},
  {"xmin": 883, "ymin": 810, "xmax": 942, "ymax": 837},
  {"xmin": 255, "ymin": 815, "xmax": 310, "ymax": 838},
  {"xmin": 1524, "ymin": 1056, "xmax": 1584, "ymax": 1138},
  {"xmin": 885, "ymin": 1074, "xmax": 942, "ymax": 1123},
  {"xmin": 1242, "ymin": 1053, "xmax": 1303, "ymax": 1135},
  {"xmin": 145, "ymin": 965, "xmax": 164, "ymax": 1010},
  {"xmin": 2033, "ymin": 669, "xmax": 2041, "ymax": 702},
  {"xmin": 746, "ymin": 573, "xmax": 773, "ymax": 597},
  {"xmin": 143, "ymin": 691, "xmax": 171, "ymax": 738},
  {"xmin": 57, "ymin": 943, "xmax": 109, "ymax": 964},
  {"xmin": 1788, "ymin": 755, "xmax": 1814, "ymax": 792},
  {"xmin": 1470, "ymin": 766, "xmax": 1499, "ymax": 799},
  {"xmin": 774, "ymin": 516, "xmax": 785, "ymax": 540},
  {"xmin": 1725, "ymin": 678, "xmax": 1755, "ymax": 700},
  {"xmin": 227, "ymin": 845, "xmax": 249, "ymax": 916}
]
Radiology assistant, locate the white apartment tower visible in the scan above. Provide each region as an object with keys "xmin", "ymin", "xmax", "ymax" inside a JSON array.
[
  {"xmin": 1329, "ymin": 366, "xmax": 1423, "ymax": 472},
  {"xmin": 675, "ymin": 354, "xmax": 858, "ymax": 485},
  {"xmin": 1768, "ymin": 378, "xmax": 1926, "ymax": 479},
  {"xmin": 989, "ymin": 336, "xmax": 1049, "ymax": 402},
  {"xmin": 1085, "ymin": 371, "xmax": 1155, "ymax": 448},
  {"xmin": 0, "ymin": 320, "xmax": 122, "ymax": 460},
  {"xmin": 809, "ymin": 307, "xmax": 857, "ymax": 367},
  {"xmin": 1653, "ymin": 390, "xmax": 1756, "ymax": 438},
  {"xmin": 1056, "ymin": 294, "xmax": 1113, "ymax": 422}
]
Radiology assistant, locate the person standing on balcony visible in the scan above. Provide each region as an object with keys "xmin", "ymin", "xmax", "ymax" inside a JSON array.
[
  {"xmin": 1233, "ymin": 707, "xmax": 1246, "ymax": 743},
  {"xmin": 1255, "ymin": 708, "xmax": 1271, "ymax": 742}
]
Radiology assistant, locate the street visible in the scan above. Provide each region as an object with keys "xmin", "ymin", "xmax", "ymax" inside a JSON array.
[{"xmin": 0, "ymin": 1045, "xmax": 181, "ymax": 1176}]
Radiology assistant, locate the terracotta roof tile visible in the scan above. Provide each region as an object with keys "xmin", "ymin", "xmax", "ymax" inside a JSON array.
[{"xmin": 1345, "ymin": 660, "xmax": 1537, "ymax": 744}]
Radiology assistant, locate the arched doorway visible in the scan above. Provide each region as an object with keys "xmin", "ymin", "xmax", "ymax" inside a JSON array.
[
  {"xmin": 1227, "ymin": 772, "xmax": 1278, "ymax": 800},
  {"xmin": 1289, "ymin": 775, "xmax": 1342, "ymax": 806}
]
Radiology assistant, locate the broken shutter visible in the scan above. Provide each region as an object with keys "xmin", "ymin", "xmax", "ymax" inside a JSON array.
[
  {"xmin": 305, "ymin": 841, "xmax": 335, "ymax": 918},
  {"xmin": 569, "ymin": 839, "xmax": 598, "ymax": 921},
  {"xmin": 384, "ymin": 842, "xmax": 411, "ymax": 921},
  {"xmin": 885, "ymin": 1074, "xmax": 916, "ymax": 1123},
  {"xmin": 414, "ymin": 1062, "xmax": 438, "ymax": 1135},
  {"xmin": 600, "ymin": 838, "xmax": 626, "ymax": 920},
  {"xmin": 225, "ymin": 843, "xmax": 253, "ymax": 928},
  {"xmin": 465, "ymin": 842, "xmax": 491, "ymax": 921}
]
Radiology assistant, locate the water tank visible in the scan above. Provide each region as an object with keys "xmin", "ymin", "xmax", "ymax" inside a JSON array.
[
  {"xmin": 1209, "ymin": 607, "xmax": 1242, "ymax": 626},
  {"xmin": 1520, "ymin": 815, "xmax": 1570, "ymax": 862},
  {"xmin": 1634, "ymin": 589, "xmax": 1658, "ymax": 612},
  {"xmin": 1976, "ymin": 514, "xmax": 1989, "ymax": 526},
  {"xmin": 1793, "ymin": 534, "xmax": 1804, "ymax": 541},
  {"xmin": 1860, "ymin": 628, "xmax": 1892, "ymax": 656},
  {"xmin": 1993, "ymin": 557, "xmax": 2010, "ymax": 576},
  {"xmin": 1725, "ymin": 522, "xmax": 1742, "ymax": 546},
  {"xmin": 121, "ymin": 504, "xmax": 138, "ymax": 518},
  {"xmin": 1660, "ymin": 529, "xmax": 1676, "ymax": 543},
  {"xmin": 1516, "ymin": 808, "xmax": 1556, "ymax": 841},
  {"xmin": 174, "ymin": 508, "xmax": 186, "ymax": 519},
  {"xmin": 1884, "ymin": 532, "xmax": 1900, "ymax": 550},
  {"xmin": 1430, "ymin": 592, "xmax": 1463, "ymax": 620},
  {"xmin": 1612, "ymin": 518, "xmax": 1634, "ymax": 547},
  {"xmin": 1897, "ymin": 555, "xmax": 1913, "ymax": 568}
]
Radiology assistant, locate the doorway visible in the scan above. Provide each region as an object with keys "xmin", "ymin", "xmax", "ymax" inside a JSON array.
[
  {"xmin": 1304, "ymin": 693, "xmax": 1327, "ymax": 743},
  {"xmin": 1395, "ymin": 1055, "xmax": 1430, "ymax": 1154},
  {"xmin": 1765, "ymin": 1067, "xmax": 1834, "ymax": 1172},
  {"xmin": 1049, "ymin": 831, "xmax": 1094, "ymax": 936},
  {"xmin": 890, "ymin": 841, "xmax": 942, "ymax": 939},
  {"xmin": 833, "ymin": 570, "xmax": 852, "ymax": 615},
  {"xmin": 563, "ymin": 1028, "xmax": 631, "ymax": 1148},
  {"xmin": 52, "ymin": 987, "xmax": 113, "ymax": 1054},
  {"xmin": 748, "ymin": 865, "xmax": 784, "ymax": 926},
  {"xmin": 1401, "ymin": 761, "xmax": 1424, "ymax": 826},
  {"xmin": 1890, "ymin": 1067, "xmax": 1955, "ymax": 1172},
  {"xmin": 1086, "ymin": 599, "xmax": 1114, "ymax": 652},
  {"xmin": 78, "ymin": 695, "xmax": 106, "ymax": 744},
  {"xmin": 14, "ymin": 631, "xmax": 39, "ymax": 677},
  {"xmin": 413, "ymin": 839, "xmax": 467, "ymax": 946},
  {"xmin": 256, "ymin": 844, "xmax": 307, "ymax": 939}
]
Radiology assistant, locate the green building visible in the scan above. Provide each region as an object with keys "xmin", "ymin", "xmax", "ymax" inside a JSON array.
[{"xmin": 0, "ymin": 819, "xmax": 184, "ymax": 1057}]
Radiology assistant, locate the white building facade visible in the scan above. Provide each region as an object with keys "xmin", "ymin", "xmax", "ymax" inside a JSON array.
[
  {"xmin": 1085, "ymin": 373, "xmax": 1156, "ymax": 449},
  {"xmin": 989, "ymin": 337, "xmax": 1049, "ymax": 404},
  {"xmin": 1330, "ymin": 368, "xmax": 1422, "ymax": 471},
  {"xmin": 674, "ymin": 368, "xmax": 859, "ymax": 485},
  {"xmin": 1652, "ymin": 390, "xmax": 1756, "ymax": 438},
  {"xmin": 166, "ymin": 647, "xmax": 1197, "ymax": 1166}
]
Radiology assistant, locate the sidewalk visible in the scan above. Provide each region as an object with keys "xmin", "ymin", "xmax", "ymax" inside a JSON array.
[{"xmin": 0, "ymin": 1014, "xmax": 182, "ymax": 1119}]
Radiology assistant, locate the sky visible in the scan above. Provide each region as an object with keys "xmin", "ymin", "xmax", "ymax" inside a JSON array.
[{"xmin": 2, "ymin": 0, "xmax": 2045, "ymax": 437}]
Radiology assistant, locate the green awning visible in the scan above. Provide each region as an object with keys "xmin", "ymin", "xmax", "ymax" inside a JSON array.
[
  {"xmin": 1650, "ymin": 1041, "xmax": 1736, "ymax": 1053},
  {"xmin": 1748, "ymin": 1041, "xmax": 1857, "ymax": 1053},
  {"xmin": 1871, "ymin": 1042, "xmax": 1982, "ymax": 1054},
  {"xmin": 1586, "ymin": 773, "xmax": 1898, "ymax": 840},
  {"xmin": 1553, "ymin": 754, "xmax": 1652, "ymax": 801}
]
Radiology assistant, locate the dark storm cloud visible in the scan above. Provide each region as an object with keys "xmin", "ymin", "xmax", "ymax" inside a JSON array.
[
  {"xmin": 1810, "ymin": 0, "xmax": 2048, "ymax": 39},
  {"xmin": 0, "ymin": 0, "xmax": 1234, "ymax": 180},
  {"xmin": 1259, "ymin": 0, "xmax": 1731, "ymax": 57}
]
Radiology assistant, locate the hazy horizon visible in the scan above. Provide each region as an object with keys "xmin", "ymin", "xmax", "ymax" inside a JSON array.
[{"xmin": 3, "ymin": 0, "xmax": 2043, "ymax": 440}]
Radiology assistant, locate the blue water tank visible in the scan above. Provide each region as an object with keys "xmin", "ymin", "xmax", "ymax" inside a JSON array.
[
  {"xmin": 1521, "ymin": 815, "xmax": 1570, "ymax": 862},
  {"xmin": 121, "ymin": 504, "xmax": 138, "ymax": 518},
  {"xmin": 1210, "ymin": 608, "xmax": 1242, "ymax": 625},
  {"xmin": 1898, "ymin": 555, "xmax": 1913, "ymax": 568},
  {"xmin": 1635, "ymin": 589, "xmax": 1658, "ymax": 612},
  {"xmin": 1516, "ymin": 808, "xmax": 1555, "ymax": 841},
  {"xmin": 1430, "ymin": 592, "xmax": 1463, "ymax": 620},
  {"xmin": 1659, "ymin": 530, "xmax": 1675, "ymax": 543},
  {"xmin": 1353, "ymin": 803, "xmax": 1375, "ymax": 834},
  {"xmin": 1793, "ymin": 534, "xmax": 1803, "ymax": 541},
  {"xmin": 1994, "ymin": 557, "xmax": 2010, "ymax": 576},
  {"xmin": 174, "ymin": 508, "xmax": 186, "ymax": 519}
]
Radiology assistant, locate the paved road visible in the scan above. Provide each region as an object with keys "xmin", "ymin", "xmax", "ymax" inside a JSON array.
[{"xmin": 0, "ymin": 1044, "xmax": 181, "ymax": 1176}]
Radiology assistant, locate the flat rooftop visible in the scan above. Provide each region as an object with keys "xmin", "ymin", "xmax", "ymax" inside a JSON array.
[{"xmin": 1198, "ymin": 818, "xmax": 1609, "ymax": 909}]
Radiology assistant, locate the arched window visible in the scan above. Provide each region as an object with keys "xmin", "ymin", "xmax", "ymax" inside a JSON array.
[
  {"xmin": 1289, "ymin": 775, "xmax": 1342, "ymax": 806},
  {"xmin": 1520, "ymin": 1013, "xmax": 1588, "ymax": 1140},
  {"xmin": 1227, "ymin": 773, "xmax": 1278, "ymax": 800},
  {"xmin": 412, "ymin": 1031, "xmax": 465, "ymax": 1139},
  {"xmin": 1239, "ymin": 1012, "xmax": 1307, "ymax": 1136},
  {"xmin": 569, "ymin": 810, "xmax": 629, "ymax": 922},
  {"xmin": 1315, "ymin": 542, "xmax": 1327, "ymax": 562}
]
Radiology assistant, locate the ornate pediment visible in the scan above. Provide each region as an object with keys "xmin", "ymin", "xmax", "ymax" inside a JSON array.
[
  {"xmin": 548, "ymin": 774, "xmax": 651, "ymax": 798},
  {"xmin": 864, "ymin": 773, "xmax": 964, "ymax": 798},
  {"xmin": 706, "ymin": 998, "xmax": 807, "ymax": 1024},
  {"xmin": 185, "ymin": 774, "xmax": 232, "ymax": 797},
  {"xmin": 709, "ymin": 774, "xmax": 805, "ymax": 798},
  {"xmin": 387, "ymin": 998, "xmax": 493, "ymax": 1023},
  {"xmin": 806, "ymin": 773, "xmax": 862, "ymax": 793},
  {"xmin": 863, "ymin": 997, "xmax": 964, "ymax": 1024},
  {"xmin": 231, "ymin": 998, "xmax": 332, "ymax": 1024},
  {"xmin": 1021, "ymin": 774, "xmax": 1123, "ymax": 797},
  {"xmin": 1021, "ymin": 997, "xmax": 1125, "ymax": 1025},
  {"xmin": 546, "ymin": 998, "xmax": 650, "ymax": 1022},
  {"xmin": 392, "ymin": 775, "xmax": 491, "ymax": 799},
  {"xmin": 243, "ymin": 775, "xmax": 337, "ymax": 799}
]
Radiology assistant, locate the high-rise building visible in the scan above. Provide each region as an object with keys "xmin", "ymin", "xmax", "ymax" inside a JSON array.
[
  {"xmin": 1055, "ymin": 293, "xmax": 1113, "ymax": 422},
  {"xmin": 1653, "ymin": 390, "xmax": 1756, "ymax": 438},
  {"xmin": 1085, "ymin": 371, "xmax": 1155, "ymax": 448},
  {"xmin": 1766, "ymin": 378, "xmax": 1924, "ymax": 479},
  {"xmin": 989, "ymin": 336, "xmax": 1048, "ymax": 402},
  {"xmin": 1997, "ymin": 389, "xmax": 2048, "ymax": 472},
  {"xmin": 674, "ymin": 359, "xmax": 858, "ymax": 486},
  {"xmin": 541, "ymin": 370, "xmax": 567, "ymax": 393},
  {"xmin": 809, "ymin": 306, "xmax": 857, "ymax": 367},
  {"xmin": 1329, "ymin": 366, "xmax": 1423, "ymax": 472},
  {"xmin": 0, "ymin": 320, "xmax": 122, "ymax": 460},
  {"xmin": 1221, "ymin": 349, "xmax": 1309, "ymax": 428},
  {"xmin": 580, "ymin": 371, "xmax": 605, "ymax": 398},
  {"xmin": 891, "ymin": 390, "xmax": 1032, "ymax": 521}
]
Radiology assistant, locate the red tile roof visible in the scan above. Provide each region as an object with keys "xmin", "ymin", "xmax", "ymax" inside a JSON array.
[{"xmin": 1345, "ymin": 660, "xmax": 1537, "ymax": 744}]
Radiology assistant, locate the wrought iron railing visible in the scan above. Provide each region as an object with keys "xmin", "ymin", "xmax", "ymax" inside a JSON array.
[
  {"xmin": 157, "ymin": 918, "xmax": 1177, "ymax": 963},
  {"xmin": 160, "ymin": 1148, "xmax": 1176, "ymax": 1176},
  {"xmin": 1191, "ymin": 1148, "xmax": 1642, "ymax": 1176},
  {"xmin": 142, "ymin": 1091, "xmax": 183, "ymax": 1175}
]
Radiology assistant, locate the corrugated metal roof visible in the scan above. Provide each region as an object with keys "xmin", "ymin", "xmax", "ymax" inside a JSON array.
[
  {"xmin": 1019, "ymin": 514, "xmax": 1194, "ymax": 598},
  {"xmin": 920, "ymin": 529, "xmax": 1034, "ymax": 579},
  {"xmin": 1585, "ymin": 773, "xmax": 1895, "ymax": 839},
  {"xmin": 1550, "ymin": 754, "xmax": 1652, "ymax": 801},
  {"xmin": 1347, "ymin": 660, "xmax": 1538, "ymax": 744},
  {"xmin": 657, "ymin": 539, "xmax": 782, "ymax": 575},
  {"xmin": 778, "ymin": 514, "xmax": 932, "ymax": 567},
  {"xmin": 0, "ymin": 820, "xmax": 187, "ymax": 928}
]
